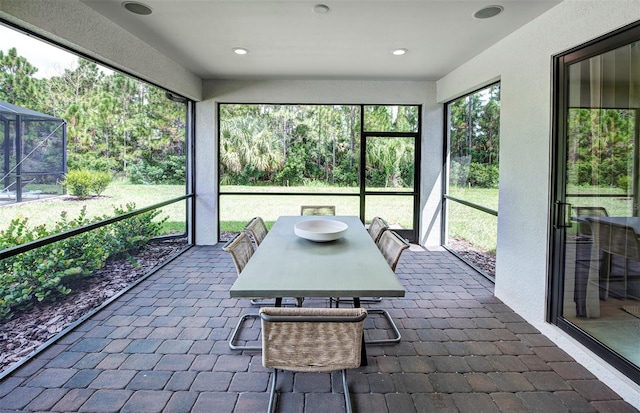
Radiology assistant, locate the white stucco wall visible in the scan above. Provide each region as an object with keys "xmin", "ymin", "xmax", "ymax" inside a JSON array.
[
  {"xmin": 437, "ymin": 0, "xmax": 640, "ymax": 406},
  {"xmin": 195, "ymin": 79, "xmax": 443, "ymax": 246},
  {"xmin": 0, "ymin": 0, "xmax": 202, "ymax": 100}
]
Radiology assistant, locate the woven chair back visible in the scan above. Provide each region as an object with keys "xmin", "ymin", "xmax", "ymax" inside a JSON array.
[
  {"xmin": 592, "ymin": 220, "xmax": 640, "ymax": 261},
  {"xmin": 572, "ymin": 206, "xmax": 608, "ymax": 237},
  {"xmin": 377, "ymin": 230, "xmax": 409, "ymax": 272},
  {"xmin": 300, "ymin": 205, "xmax": 336, "ymax": 216},
  {"xmin": 368, "ymin": 216, "xmax": 389, "ymax": 244},
  {"xmin": 260, "ymin": 307, "xmax": 366, "ymax": 372},
  {"xmin": 222, "ymin": 231, "xmax": 255, "ymax": 275},
  {"xmin": 245, "ymin": 216, "xmax": 268, "ymax": 246}
]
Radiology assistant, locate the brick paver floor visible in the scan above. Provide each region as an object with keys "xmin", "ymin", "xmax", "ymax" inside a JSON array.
[{"xmin": 0, "ymin": 244, "xmax": 638, "ymax": 412}]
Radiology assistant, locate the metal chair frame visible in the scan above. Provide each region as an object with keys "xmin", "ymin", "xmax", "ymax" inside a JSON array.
[
  {"xmin": 333, "ymin": 229, "xmax": 408, "ymax": 345},
  {"xmin": 366, "ymin": 229, "xmax": 408, "ymax": 345},
  {"xmin": 335, "ymin": 217, "xmax": 390, "ymax": 305},
  {"xmin": 222, "ymin": 232, "xmax": 261, "ymax": 351}
]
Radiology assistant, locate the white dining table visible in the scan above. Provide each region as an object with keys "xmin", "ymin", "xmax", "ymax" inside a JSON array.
[
  {"xmin": 229, "ymin": 215, "xmax": 405, "ymax": 364},
  {"xmin": 229, "ymin": 215, "xmax": 406, "ymax": 302}
]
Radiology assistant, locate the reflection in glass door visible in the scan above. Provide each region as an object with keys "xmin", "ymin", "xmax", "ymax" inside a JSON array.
[
  {"xmin": 364, "ymin": 134, "xmax": 419, "ymax": 242},
  {"xmin": 552, "ymin": 28, "xmax": 640, "ymax": 383}
]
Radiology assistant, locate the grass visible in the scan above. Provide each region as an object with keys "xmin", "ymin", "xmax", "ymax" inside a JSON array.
[
  {"xmin": 3, "ymin": 183, "xmax": 491, "ymax": 248},
  {"xmin": 447, "ymin": 200, "xmax": 497, "ymax": 253},
  {"xmin": 566, "ymin": 185, "xmax": 633, "ymax": 216},
  {"xmin": 7, "ymin": 183, "xmax": 621, "ymax": 255},
  {"xmin": 219, "ymin": 186, "xmax": 416, "ymax": 234},
  {"xmin": 0, "ymin": 183, "xmax": 186, "ymax": 235}
]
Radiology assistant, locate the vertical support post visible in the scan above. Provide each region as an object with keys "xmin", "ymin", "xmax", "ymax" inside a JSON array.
[
  {"xmin": 633, "ymin": 108, "xmax": 639, "ymax": 217},
  {"xmin": 2, "ymin": 116, "xmax": 10, "ymax": 191},
  {"xmin": 62, "ymin": 121, "xmax": 68, "ymax": 194},
  {"xmin": 15, "ymin": 115, "xmax": 22, "ymax": 202}
]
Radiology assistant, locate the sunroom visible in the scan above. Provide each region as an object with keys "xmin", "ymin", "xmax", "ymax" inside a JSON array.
[{"xmin": 0, "ymin": 0, "xmax": 639, "ymax": 409}]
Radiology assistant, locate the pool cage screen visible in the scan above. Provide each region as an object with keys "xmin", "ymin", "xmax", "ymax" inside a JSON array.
[{"xmin": 1, "ymin": 100, "xmax": 66, "ymax": 203}]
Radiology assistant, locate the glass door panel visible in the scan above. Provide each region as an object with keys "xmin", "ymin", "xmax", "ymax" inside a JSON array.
[
  {"xmin": 558, "ymin": 38, "xmax": 640, "ymax": 373},
  {"xmin": 365, "ymin": 195, "xmax": 414, "ymax": 228},
  {"xmin": 364, "ymin": 135, "xmax": 418, "ymax": 241},
  {"xmin": 364, "ymin": 136, "xmax": 415, "ymax": 191}
]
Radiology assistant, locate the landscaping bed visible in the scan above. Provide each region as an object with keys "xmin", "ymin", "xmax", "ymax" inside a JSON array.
[{"xmin": 0, "ymin": 237, "xmax": 188, "ymax": 374}]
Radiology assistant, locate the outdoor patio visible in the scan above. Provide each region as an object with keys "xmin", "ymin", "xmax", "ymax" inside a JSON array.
[{"xmin": 0, "ymin": 244, "xmax": 637, "ymax": 413}]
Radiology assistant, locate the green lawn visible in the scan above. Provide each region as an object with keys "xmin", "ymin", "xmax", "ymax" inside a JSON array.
[
  {"xmin": 0, "ymin": 183, "xmax": 186, "ymax": 235},
  {"xmin": 8, "ymin": 183, "xmax": 622, "ymax": 257},
  {"xmin": 3, "ymin": 183, "xmax": 492, "ymax": 248},
  {"xmin": 219, "ymin": 185, "xmax": 415, "ymax": 233},
  {"xmin": 447, "ymin": 200, "xmax": 497, "ymax": 253}
]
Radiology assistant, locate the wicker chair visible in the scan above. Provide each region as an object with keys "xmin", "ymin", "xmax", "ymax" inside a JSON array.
[
  {"xmin": 245, "ymin": 216, "xmax": 304, "ymax": 307},
  {"xmin": 366, "ymin": 229, "xmax": 409, "ymax": 344},
  {"xmin": 245, "ymin": 216, "xmax": 269, "ymax": 246},
  {"xmin": 225, "ymin": 229, "xmax": 301, "ymax": 317},
  {"xmin": 333, "ymin": 229, "xmax": 408, "ymax": 344},
  {"xmin": 300, "ymin": 205, "xmax": 336, "ymax": 216},
  {"xmin": 260, "ymin": 307, "xmax": 367, "ymax": 413},
  {"xmin": 222, "ymin": 232, "xmax": 261, "ymax": 351},
  {"xmin": 332, "ymin": 217, "xmax": 389, "ymax": 307},
  {"xmin": 378, "ymin": 229, "xmax": 409, "ymax": 272},
  {"xmin": 368, "ymin": 216, "xmax": 389, "ymax": 244}
]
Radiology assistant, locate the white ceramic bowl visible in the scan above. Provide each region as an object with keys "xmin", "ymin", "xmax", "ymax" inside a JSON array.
[{"xmin": 294, "ymin": 219, "xmax": 348, "ymax": 242}]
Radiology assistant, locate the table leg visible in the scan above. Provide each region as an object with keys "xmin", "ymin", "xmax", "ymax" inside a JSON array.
[{"xmin": 353, "ymin": 297, "xmax": 368, "ymax": 366}]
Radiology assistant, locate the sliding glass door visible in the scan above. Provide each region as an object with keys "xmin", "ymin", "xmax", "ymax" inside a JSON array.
[{"xmin": 551, "ymin": 23, "xmax": 640, "ymax": 384}]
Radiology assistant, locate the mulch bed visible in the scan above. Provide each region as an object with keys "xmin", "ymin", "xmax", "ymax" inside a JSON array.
[
  {"xmin": 448, "ymin": 238, "xmax": 496, "ymax": 277},
  {"xmin": 0, "ymin": 238, "xmax": 188, "ymax": 373}
]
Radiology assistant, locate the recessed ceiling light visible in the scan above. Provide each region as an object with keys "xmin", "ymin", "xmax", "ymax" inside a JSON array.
[
  {"xmin": 233, "ymin": 47, "xmax": 249, "ymax": 55},
  {"xmin": 313, "ymin": 4, "xmax": 331, "ymax": 14},
  {"xmin": 392, "ymin": 48, "xmax": 407, "ymax": 56},
  {"xmin": 122, "ymin": 1, "xmax": 152, "ymax": 15},
  {"xmin": 473, "ymin": 5, "xmax": 504, "ymax": 19}
]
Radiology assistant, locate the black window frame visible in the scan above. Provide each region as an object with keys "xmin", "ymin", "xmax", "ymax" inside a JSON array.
[
  {"xmin": 442, "ymin": 81, "xmax": 501, "ymax": 282},
  {"xmin": 548, "ymin": 20, "xmax": 640, "ymax": 385},
  {"xmin": 216, "ymin": 103, "xmax": 421, "ymax": 242}
]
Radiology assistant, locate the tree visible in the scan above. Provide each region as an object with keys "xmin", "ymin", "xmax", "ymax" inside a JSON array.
[
  {"xmin": 0, "ymin": 47, "xmax": 41, "ymax": 107},
  {"xmin": 220, "ymin": 116, "xmax": 283, "ymax": 184},
  {"xmin": 448, "ymin": 84, "xmax": 501, "ymax": 188}
]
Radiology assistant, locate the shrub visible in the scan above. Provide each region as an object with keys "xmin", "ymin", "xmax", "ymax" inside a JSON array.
[
  {"xmin": 468, "ymin": 163, "xmax": 499, "ymax": 188},
  {"xmin": 0, "ymin": 204, "xmax": 166, "ymax": 320},
  {"xmin": 128, "ymin": 155, "xmax": 185, "ymax": 185},
  {"xmin": 67, "ymin": 153, "xmax": 117, "ymax": 173},
  {"xmin": 90, "ymin": 171, "xmax": 112, "ymax": 196},
  {"xmin": 62, "ymin": 169, "xmax": 112, "ymax": 198},
  {"xmin": 449, "ymin": 157, "xmax": 471, "ymax": 187},
  {"xmin": 109, "ymin": 203, "xmax": 167, "ymax": 253}
]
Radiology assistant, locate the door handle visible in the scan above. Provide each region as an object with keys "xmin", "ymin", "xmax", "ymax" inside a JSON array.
[{"xmin": 555, "ymin": 201, "xmax": 572, "ymax": 229}]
